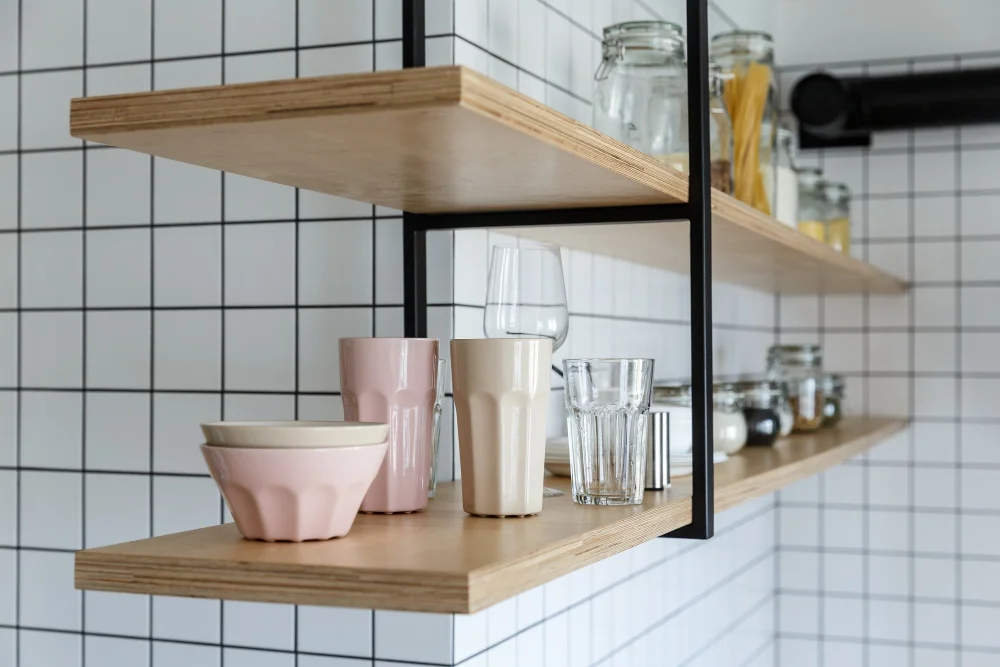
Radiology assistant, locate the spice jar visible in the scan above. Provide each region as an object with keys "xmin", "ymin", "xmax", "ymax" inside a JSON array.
[
  {"xmin": 729, "ymin": 380, "xmax": 783, "ymax": 447},
  {"xmin": 711, "ymin": 31, "xmax": 778, "ymax": 215},
  {"xmin": 767, "ymin": 344, "xmax": 825, "ymax": 432},
  {"xmin": 709, "ymin": 64, "xmax": 734, "ymax": 194},
  {"xmin": 713, "ymin": 384, "xmax": 748, "ymax": 455},
  {"xmin": 822, "ymin": 374, "xmax": 845, "ymax": 427},
  {"xmin": 824, "ymin": 182, "xmax": 852, "ymax": 254},
  {"xmin": 594, "ymin": 22, "xmax": 688, "ymax": 171},
  {"xmin": 770, "ymin": 126, "xmax": 799, "ymax": 227},
  {"xmin": 796, "ymin": 167, "xmax": 827, "ymax": 243}
]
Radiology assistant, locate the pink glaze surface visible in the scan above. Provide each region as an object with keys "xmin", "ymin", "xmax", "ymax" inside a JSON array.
[
  {"xmin": 201, "ymin": 442, "xmax": 387, "ymax": 542},
  {"xmin": 339, "ymin": 338, "xmax": 439, "ymax": 513}
]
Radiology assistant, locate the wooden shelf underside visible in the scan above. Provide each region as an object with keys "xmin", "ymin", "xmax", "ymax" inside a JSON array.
[
  {"xmin": 70, "ymin": 66, "xmax": 905, "ymax": 295},
  {"xmin": 75, "ymin": 417, "xmax": 906, "ymax": 614}
]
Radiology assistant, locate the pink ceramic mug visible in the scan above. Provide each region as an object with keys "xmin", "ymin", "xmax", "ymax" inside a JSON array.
[{"xmin": 339, "ymin": 338, "xmax": 439, "ymax": 513}]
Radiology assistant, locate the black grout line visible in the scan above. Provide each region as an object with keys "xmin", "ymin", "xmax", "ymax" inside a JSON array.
[
  {"xmin": 80, "ymin": 1, "xmax": 89, "ymax": 657},
  {"xmin": 147, "ymin": 1, "xmax": 156, "ymax": 659},
  {"xmin": 905, "ymin": 66, "xmax": 917, "ymax": 667},
  {"xmin": 954, "ymin": 53, "xmax": 966, "ymax": 667},
  {"xmin": 293, "ymin": 3, "xmax": 301, "ymax": 662}
]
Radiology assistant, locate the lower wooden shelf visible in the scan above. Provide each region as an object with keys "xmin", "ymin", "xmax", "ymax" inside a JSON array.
[{"xmin": 74, "ymin": 417, "xmax": 905, "ymax": 614}]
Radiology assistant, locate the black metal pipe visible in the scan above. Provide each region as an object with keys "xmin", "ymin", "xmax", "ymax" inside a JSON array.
[
  {"xmin": 408, "ymin": 203, "xmax": 693, "ymax": 231},
  {"xmin": 402, "ymin": 0, "xmax": 427, "ymax": 338},
  {"xmin": 663, "ymin": 0, "xmax": 715, "ymax": 540},
  {"xmin": 402, "ymin": 0, "xmax": 425, "ymax": 68},
  {"xmin": 792, "ymin": 67, "xmax": 1000, "ymax": 145}
]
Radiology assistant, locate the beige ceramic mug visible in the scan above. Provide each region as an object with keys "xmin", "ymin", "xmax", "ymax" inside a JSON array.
[{"xmin": 450, "ymin": 338, "xmax": 552, "ymax": 517}]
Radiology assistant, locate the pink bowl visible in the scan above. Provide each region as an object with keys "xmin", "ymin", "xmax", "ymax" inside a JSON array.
[{"xmin": 201, "ymin": 442, "xmax": 388, "ymax": 542}]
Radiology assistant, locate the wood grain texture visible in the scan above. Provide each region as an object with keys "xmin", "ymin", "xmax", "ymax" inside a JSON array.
[
  {"xmin": 74, "ymin": 417, "xmax": 906, "ymax": 613},
  {"xmin": 69, "ymin": 66, "xmax": 905, "ymax": 294}
]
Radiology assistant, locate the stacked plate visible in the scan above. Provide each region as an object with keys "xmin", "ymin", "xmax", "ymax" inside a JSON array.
[
  {"xmin": 200, "ymin": 421, "xmax": 389, "ymax": 542},
  {"xmin": 670, "ymin": 451, "xmax": 729, "ymax": 477},
  {"xmin": 544, "ymin": 436, "xmax": 571, "ymax": 477}
]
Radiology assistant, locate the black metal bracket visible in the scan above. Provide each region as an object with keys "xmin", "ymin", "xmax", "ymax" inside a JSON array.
[{"xmin": 400, "ymin": 0, "xmax": 714, "ymax": 540}]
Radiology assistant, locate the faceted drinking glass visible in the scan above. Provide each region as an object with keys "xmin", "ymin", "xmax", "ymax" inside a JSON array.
[{"xmin": 563, "ymin": 358, "xmax": 655, "ymax": 505}]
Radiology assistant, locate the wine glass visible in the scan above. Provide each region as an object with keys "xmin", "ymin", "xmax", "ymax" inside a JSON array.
[{"xmin": 485, "ymin": 243, "xmax": 569, "ymax": 498}]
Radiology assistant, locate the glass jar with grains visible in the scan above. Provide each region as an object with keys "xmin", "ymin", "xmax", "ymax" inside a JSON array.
[
  {"xmin": 594, "ymin": 22, "xmax": 689, "ymax": 172},
  {"xmin": 796, "ymin": 167, "xmax": 827, "ymax": 243},
  {"xmin": 822, "ymin": 373, "xmax": 846, "ymax": 427},
  {"xmin": 728, "ymin": 380, "xmax": 784, "ymax": 447},
  {"xmin": 767, "ymin": 344, "xmax": 825, "ymax": 432},
  {"xmin": 824, "ymin": 182, "xmax": 852, "ymax": 254},
  {"xmin": 711, "ymin": 30, "xmax": 778, "ymax": 215}
]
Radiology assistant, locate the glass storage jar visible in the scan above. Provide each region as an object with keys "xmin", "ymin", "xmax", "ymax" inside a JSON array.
[
  {"xmin": 776, "ymin": 383, "xmax": 794, "ymax": 437},
  {"xmin": 709, "ymin": 64, "xmax": 734, "ymax": 194},
  {"xmin": 824, "ymin": 182, "xmax": 852, "ymax": 254},
  {"xmin": 594, "ymin": 21, "xmax": 688, "ymax": 172},
  {"xmin": 713, "ymin": 384, "xmax": 748, "ymax": 455},
  {"xmin": 729, "ymin": 380, "xmax": 783, "ymax": 447},
  {"xmin": 711, "ymin": 30, "xmax": 778, "ymax": 215},
  {"xmin": 767, "ymin": 344, "xmax": 826, "ymax": 432},
  {"xmin": 796, "ymin": 167, "xmax": 827, "ymax": 243},
  {"xmin": 770, "ymin": 125, "xmax": 799, "ymax": 227},
  {"xmin": 651, "ymin": 383, "xmax": 695, "ymax": 456},
  {"xmin": 651, "ymin": 383, "xmax": 747, "ymax": 455},
  {"xmin": 822, "ymin": 373, "xmax": 845, "ymax": 426}
]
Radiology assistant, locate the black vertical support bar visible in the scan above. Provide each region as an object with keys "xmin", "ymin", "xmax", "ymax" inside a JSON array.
[
  {"xmin": 665, "ymin": 0, "xmax": 715, "ymax": 539},
  {"xmin": 402, "ymin": 0, "xmax": 427, "ymax": 338}
]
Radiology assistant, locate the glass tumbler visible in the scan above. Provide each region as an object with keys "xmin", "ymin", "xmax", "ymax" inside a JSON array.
[{"xmin": 563, "ymin": 358, "xmax": 655, "ymax": 506}]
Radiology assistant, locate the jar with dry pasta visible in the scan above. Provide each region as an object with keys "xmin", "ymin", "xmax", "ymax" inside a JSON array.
[{"xmin": 710, "ymin": 31, "xmax": 778, "ymax": 215}]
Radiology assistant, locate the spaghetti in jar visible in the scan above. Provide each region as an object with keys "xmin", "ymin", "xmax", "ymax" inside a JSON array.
[{"xmin": 710, "ymin": 31, "xmax": 778, "ymax": 215}]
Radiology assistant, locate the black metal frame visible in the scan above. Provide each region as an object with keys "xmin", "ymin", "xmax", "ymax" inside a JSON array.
[{"xmin": 401, "ymin": 0, "xmax": 715, "ymax": 539}]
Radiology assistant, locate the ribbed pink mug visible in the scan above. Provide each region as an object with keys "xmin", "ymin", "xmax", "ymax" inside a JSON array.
[{"xmin": 339, "ymin": 338, "xmax": 439, "ymax": 513}]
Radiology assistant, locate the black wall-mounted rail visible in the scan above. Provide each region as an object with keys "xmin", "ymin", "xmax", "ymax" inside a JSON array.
[
  {"xmin": 400, "ymin": 0, "xmax": 715, "ymax": 540},
  {"xmin": 792, "ymin": 66, "xmax": 1000, "ymax": 148}
]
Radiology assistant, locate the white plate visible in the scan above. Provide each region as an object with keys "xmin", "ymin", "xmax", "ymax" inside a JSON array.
[
  {"xmin": 200, "ymin": 421, "xmax": 389, "ymax": 448},
  {"xmin": 670, "ymin": 452, "xmax": 729, "ymax": 477},
  {"xmin": 544, "ymin": 460, "xmax": 571, "ymax": 477}
]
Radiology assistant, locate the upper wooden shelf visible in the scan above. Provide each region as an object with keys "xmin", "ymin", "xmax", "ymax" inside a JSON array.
[
  {"xmin": 70, "ymin": 66, "xmax": 905, "ymax": 295},
  {"xmin": 75, "ymin": 417, "xmax": 905, "ymax": 614}
]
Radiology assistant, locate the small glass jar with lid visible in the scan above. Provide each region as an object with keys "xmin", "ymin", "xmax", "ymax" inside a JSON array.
[
  {"xmin": 770, "ymin": 125, "xmax": 799, "ymax": 227},
  {"xmin": 594, "ymin": 21, "xmax": 688, "ymax": 172},
  {"xmin": 709, "ymin": 63, "xmax": 734, "ymax": 194},
  {"xmin": 796, "ymin": 167, "xmax": 827, "ymax": 243},
  {"xmin": 651, "ymin": 383, "xmax": 695, "ymax": 457},
  {"xmin": 710, "ymin": 31, "xmax": 778, "ymax": 215},
  {"xmin": 822, "ymin": 374, "xmax": 846, "ymax": 426},
  {"xmin": 767, "ymin": 344, "xmax": 826, "ymax": 432},
  {"xmin": 824, "ymin": 182, "xmax": 852, "ymax": 254},
  {"xmin": 713, "ymin": 384, "xmax": 748, "ymax": 455},
  {"xmin": 776, "ymin": 383, "xmax": 794, "ymax": 437},
  {"xmin": 728, "ymin": 380, "xmax": 783, "ymax": 447},
  {"xmin": 651, "ymin": 383, "xmax": 747, "ymax": 455}
]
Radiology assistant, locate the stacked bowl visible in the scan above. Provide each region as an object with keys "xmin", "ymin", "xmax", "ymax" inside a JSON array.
[{"xmin": 200, "ymin": 421, "xmax": 389, "ymax": 542}]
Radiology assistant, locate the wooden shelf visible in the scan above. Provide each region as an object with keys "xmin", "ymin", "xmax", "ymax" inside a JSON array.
[
  {"xmin": 70, "ymin": 66, "xmax": 905, "ymax": 295},
  {"xmin": 75, "ymin": 417, "xmax": 905, "ymax": 614}
]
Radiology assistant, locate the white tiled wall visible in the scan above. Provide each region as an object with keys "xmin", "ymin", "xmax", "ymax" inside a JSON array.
[
  {"xmin": 775, "ymin": 53, "xmax": 1000, "ymax": 666},
  {"xmin": 0, "ymin": 1, "xmax": 784, "ymax": 666}
]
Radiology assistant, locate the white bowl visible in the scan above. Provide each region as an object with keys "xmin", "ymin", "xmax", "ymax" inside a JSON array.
[{"xmin": 200, "ymin": 421, "xmax": 389, "ymax": 449}]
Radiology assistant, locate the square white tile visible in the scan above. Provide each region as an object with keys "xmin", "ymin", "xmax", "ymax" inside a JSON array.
[
  {"xmin": 21, "ymin": 470, "xmax": 82, "ymax": 549},
  {"xmin": 915, "ymin": 602, "xmax": 957, "ymax": 645},
  {"xmin": 85, "ymin": 590, "xmax": 150, "ymax": 638},
  {"xmin": 21, "ymin": 0, "xmax": 83, "ymax": 69},
  {"xmin": 224, "ymin": 0, "xmax": 294, "ymax": 52},
  {"xmin": 868, "ymin": 465, "xmax": 911, "ymax": 507},
  {"xmin": 223, "ymin": 393, "xmax": 295, "ymax": 421},
  {"xmin": 85, "ymin": 473, "xmax": 149, "ymax": 548},
  {"xmin": 152, "ymin": 642, "xmax": 221, "ymax": 667},
  {"xmin": 152, "ymin": 475, "xmax": 220, "ymax": 536},
  {"xmin": 21, "ymin": 311, "xmax": 83, "ymax": 387},
  {"xmin": 0, "ymin": 471, "xmax": 14, "ymax": 545},
  {"xmin": 961, "ymin": 239, "xmax": 1000, "ymax": 281},
  {"xmin": 374, "ymin": 307, "xmax": 403, "ymax": 337},
  {"xmin": 778, "ymin": 593, "xmax": 819, "ymax": 634},
  {"xmin": 0, "ymin": 156, "xmax": 15, "ymax": 229},
  {"xmin": 917, "ymin": 512, "xmax": 957, "ymax": 554},
  {"xmin": 961, "ymin": 148, "xmax": 1000, "ymax": 191},
  {"xmin": 299, "ymin": 220, "xmax": 373, "ymax": 305},
  {"xmin": 87, "ymin": 0, "xmax": 151, "ymax": 63},
  {"xmin": 299, "ymin": 43, "xmax": 374, "ymax": 76},
  {"xmin": 869, "ymin": 554, "xmax": 911, "ymax": 596},
  {"xmin": 373, "ymin": 611, "xmax": 452, "ymax": 663},
  {"xmin": 155, "ymin": 56, "xmax": 222, "ymax": 91},
  {"xmin": 299, "ymin": 0, "xmax": 372, "ymax": 46},
  {"xmin": 154, "ymin": 0, "xmax": 222, "ymax": 58},
  {"xmin": 223, "ymin": 174, "xmax": 295, "ymax": 222},
  {"xmin": 224, "ymin": 309, "xmax": 295, "ymax": 391},
  {"xmin": 86, "ymin": 392, "xmax": 150, "ymax": 471},
  {"xmin": 21, "ymin": 71, "xmax": 82, "ymax": 149},
  {"xmin": 225, "ymin": 223, "xmax": 295, "ymax": 305},
  {"xmin": 375, "ymin": 0, "xmax": 402, "ymax": 39},
  {"xmin": 19, "ymin": 550, "xmax": 81, "ymax": 629},
  {"xmin": 86, "ymin": 64, "xmax": 152, "ymax": 96},
  {"xmin": 223, "ymin": 648, "xmax": 294, "ymax": 667},
  {"xmin": 914, "ymin": 376, "xmax": 957, "ymax": 418},
  {"xmin": 297, "ymin": 308, "xmax": 373, "ymax": 392},
  {"xmin": 914, "ymin": 287, "xmax": 956, "ymax": 327},
  {"xmin": 84, "ymin": 636, "xmax": 149, "ymax": 667},
  {"xmin": 154, "ymin": 225, "xmax": 222, "ymax": 306},
  {"xmin": 19, "ymin": 629, "xmax": 82, "ymax": 667},
  {"xmin": 822, "ymin": 508, "xmax": 864, "ymax": 549},
  {"xmin": 87, "ymin": 311, "xmax": 151, "ymax": 389},
  {"xmin": 0, "ymin": 392, "xmax": 15, "ymax": 467},
  {"xmin": 153, "ymin": 158, "xmax": 222, "ymax": 224},
  {"xmin": 86, "ymin": 228, "xmax": 151, "ymax": 307},
  {"xmin": 223, "ymin": 601, "xmax": 295, "ymax": 651},
  {"xmin": 518, "ymin": 0, "xmax": 546, "ymax": 78},
  {"xmin": 153, "ymin": 597, "xmax": 222, "ymax": 643},
  {"xmin": 225, "ymin": 52, "xmax": 296, "ymax": 84},
  {"xmin": 914, "ymin": 332, "xmax": 956, "ymax": 373},
  {"xmin": 915, "ymin": 467, "xmax": 957, "ymax": 510},
  {"xmin": 913, "ymin": 195, "xmax": 955, "ymax": 238},
  {"xmin": 0, "ymin": 548, "xmax": 14, "ymax": 623},
  {"xmin": 0, "ymin": 313, "xmax": 13, "ymax": 387},
  {"xmin": 153, "ymin": 310, "xmax": 222, "ymax": 390},
  {"xmin": 154, "ymin": 393, "xmax": 221, "ymax": 474},
  {"xmin": 866, "ymin": 197, "xmax": 909, "ymax": 239},
  {"xmin": 375, "ymin": 218, "xmax": 404, "ymax": 305},
  {"xmin": 297, "ymin": 394, "xmax": 344, "ymax": 421},
  {"xmin": 915, "ymin": 557, "xmax": 956, "ymax": 599},
  {"xmin": 87, "ymin": 149, "xmax": 151, "ymax": 227},
  {"xmin": 868, "ymin": 331, "xmax": 910, "ymax": 373},
  {"xmin": 868, "ymin": 153, "xmax": 910, "ymax": 195},
  {"xmin": 960, "ymin": 194, "xmax": 1000, "ymax": 236},
  {"xmin": 0, "ymin": 629, "xmax": 12, "ymax": 667},
  {"xmin": 823, "ymin": 596, "xmax": 863, "ymax": 638},
  {"xmin": 21, "ymin": 391, "xmax": 83, "ymax": 468},
  {"xmin": 21, "ymin": 151, "xmax": 83, "ymax": 229},
  {"xmin": 914, "ymin": 149, "xmax": 957, "ymax": 193},
  {"xmin": 0, "ymin": 76, "xmax": 14, "ymax": 152},
  {"xmin": 297, "ymin": 606, "xmax": 373, "ymax": 657},
  {"xmin": 821, "ymin": 552, "xmax": 863, "ymax": 594},
  {"xmin": 21, "ymin": 231, "xmax": 82, "ymax": 306}
]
